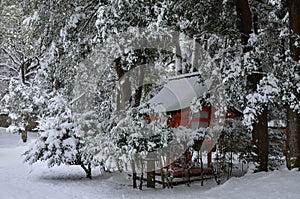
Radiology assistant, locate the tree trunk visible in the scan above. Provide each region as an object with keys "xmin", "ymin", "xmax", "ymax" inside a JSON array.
[
  {"xmin": 287, "ymin": 0, "xmax": 300, "ymax": 168},
  {"xmin": 20, "ymin": 58, "xmax": 31, "ymax": 85},
  {"xmin": 252, "ymin": 107, "xmax": 269, "ymax": 171},
  {"xmin": 20, "ymin": 63, "xmax": 26, "ymax": 84},
  {"xmin": 289, "ymin": 0, "xmax": 300, "ymax": 61},
  {"xmin": 114, "ymin": 58, "xmax": 132, "ymax": 110},
  {"xmin": 287, "ymin": 108, "xmax": 300, "ymax": 168},
  {"xmin": 133, "ymin": 59, "xmax": 145, "ymax": 107},
  {"xmin": 235, "ymin": 0, "xmax": 269, "ymax": 171},
  {"xmin": 234, "ymin": 0, "xmax": 252, "ymax": 46},
  {"xmin": 81, "ymin": 163, "xmax": 92, "ymax": 179},
  {"xmin": 21, "ymin": 130, "xmax": 27, "ymax": 143},
  {"xmin": 248, "ymin": 72, "xmax": 269, "ymax": 172},
  {"xmin": 175, "ymin": 32, "xmax": 183, "ymax": 75},
  {"xmin": 191, "ymin": 38, "xmax": 200, "ymax": 72}
]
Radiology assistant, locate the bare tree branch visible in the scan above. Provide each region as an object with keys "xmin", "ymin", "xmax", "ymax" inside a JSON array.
[
  {"xmin": 0, "ymin": 75, "xmax": 12, "ymax": 81},
  {"xmin": 1, "ymin": 47, "xmax": 21, "ymax": 66},
  {"xmin": 25, "ymin": 71, "xmax": 36, "ymax": 78},
  {"xmin": 0, "ymin": 63, "xmax": 18, "ymax": 72}
]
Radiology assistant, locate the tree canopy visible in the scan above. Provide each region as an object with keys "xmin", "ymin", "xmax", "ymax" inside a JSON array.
[{"xmin": 0, "ymin": 0, "xmax": 299, "ymax": 179}]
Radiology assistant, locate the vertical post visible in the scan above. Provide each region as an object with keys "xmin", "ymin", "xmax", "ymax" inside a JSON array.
[
  {"xmin": 131, "ymin": 160, "xmax": 137, "ymax": 189},
  {"xmin": 158, "ymin": 155, "xmax": 166, "ymax": 188},
  {"xmin": 146, "ymin": 153, "xmax": 156, "ymax": 188},
  {"xmin": 139, "ymin": 160, "xmax": 144, "ymax": 190},
  {"xmin": 200, "ymin": 150, "xmax": 204, "ymax": 186},
  {"xmin": 207, "ymin": 140, "xmax": 212, "ymax": 168}
]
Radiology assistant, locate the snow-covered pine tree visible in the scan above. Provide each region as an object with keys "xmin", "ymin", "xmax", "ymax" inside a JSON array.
[
  {"xmin": 2, "ymin": 79, "xmax": 44, "ymax": 141},
  {"xmin": 24, "ymin": 93, "xmax": 99, "ymax": 178},
  {"xmin": 19, "ymin": 0, "xmax": 104, "ymax": 177}
]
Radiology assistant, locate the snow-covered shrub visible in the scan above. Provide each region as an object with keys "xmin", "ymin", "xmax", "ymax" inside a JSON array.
[
  {"xmin": 2, "ymin": 79, "xmax": 45, "ymax": 141},
  {"xmin": 24, "ymin": 93, "xmax": 99, "ymax": 178}
]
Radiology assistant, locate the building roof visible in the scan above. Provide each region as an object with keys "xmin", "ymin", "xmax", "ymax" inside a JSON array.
[{"xmin": 148, "ymin": 72, "xmax": 208, "ymax": 112}]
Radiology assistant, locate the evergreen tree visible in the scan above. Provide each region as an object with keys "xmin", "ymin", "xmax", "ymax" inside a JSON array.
[{"xmin": 1, "ymin": 0, "xmax": 299, "ymax": 177}]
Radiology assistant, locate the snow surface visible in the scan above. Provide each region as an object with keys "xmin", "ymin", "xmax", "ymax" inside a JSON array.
[
  {"xmin": 1, "ymin": 127, "xmax": 300, "ymax": 199},
  {"xmin": 148, "ymin": 72, "xmax": 208, "ymax": 112}
]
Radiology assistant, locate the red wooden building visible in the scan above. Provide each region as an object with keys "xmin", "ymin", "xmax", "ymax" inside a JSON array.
[{"xmin": 147, "ymin": 72, "xmax": 238, "ymax": 182}]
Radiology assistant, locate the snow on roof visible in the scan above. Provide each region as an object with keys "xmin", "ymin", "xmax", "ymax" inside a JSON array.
[{"xmin": 148, "ymin": 72, "xmax": 208, "ymax": 112}]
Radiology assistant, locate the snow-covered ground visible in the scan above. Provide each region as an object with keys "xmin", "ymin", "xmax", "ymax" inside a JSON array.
[{"xmin": 1, "ymin": 127, "xmax": 299, "ymax": 199}]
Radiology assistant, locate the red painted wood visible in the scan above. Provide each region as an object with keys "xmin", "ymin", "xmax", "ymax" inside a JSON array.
[{"xmin": 147, "ymin": 105, "xmax": 237, "ymax": 170}]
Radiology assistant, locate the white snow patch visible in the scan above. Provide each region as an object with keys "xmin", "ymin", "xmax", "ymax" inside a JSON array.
[{"xmin": 0, "ymin": 127, "xmax": 299, "ymax": 199}]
